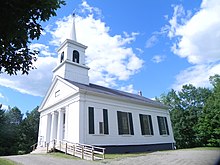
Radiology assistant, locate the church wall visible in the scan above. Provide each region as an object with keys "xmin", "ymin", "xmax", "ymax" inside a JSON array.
[
  {"xmin": 65, "ymin": 101, "xmax": 80, "ymax": 143},
  {"xmin": 37, "ymin": 114, "xmax": 50, "ymax": 146},
  {"xmin": 83, "ymin": 94, "xmax": 175, "ymax": 147},
  {"xmin": 65, "ymin": 63, "xmax": 89, "ymax": 84}
]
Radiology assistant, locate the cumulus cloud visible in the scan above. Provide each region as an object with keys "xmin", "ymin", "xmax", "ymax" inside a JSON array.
[
  {"xmin": 30, "ymin": 43, "xmax": 55, "ymax": 57},
  {"xmin": 0, "ymin": 56, "xmax": 57, "ymax": 97},
  {"xmin": 151, "ymin": 55, "xmax": 166, "ymax": 63},
  {"xmin": 120, "ymin": 84, "xmax": 137, "ymax": 94},
  {"xmin": 172, "ymin": 63, "xmax": 220, "ymax": 90},
  {"xmin": 47, "ymin": 4, "xmax": 143, "ymax": 88},
  {"xmin": 170, "ymin": 2, "xmax": 220, "ymax": 64},
  {"xmin": 167, "ymin": 0, "xmax": 220, "ymax": 89}
]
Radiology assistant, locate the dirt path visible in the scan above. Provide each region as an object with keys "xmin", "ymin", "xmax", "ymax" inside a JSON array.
[{"xmin": 2, "ymin": 149, "xmax": 220, "ymax": 165}]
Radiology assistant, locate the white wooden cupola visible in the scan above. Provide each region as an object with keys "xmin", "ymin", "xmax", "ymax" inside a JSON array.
[{"xmin": 53, "ymin": 13, "xmax": 90, "ymax": 85}]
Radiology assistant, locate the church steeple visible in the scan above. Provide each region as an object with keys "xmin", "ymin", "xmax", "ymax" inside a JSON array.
[
  {"xmin": 52, "ymin": 13, "xmax": 90, "ymax": 85},
  {"xmin": 69, "ymin": 13, "xmax": 77, "ymax": 41}
]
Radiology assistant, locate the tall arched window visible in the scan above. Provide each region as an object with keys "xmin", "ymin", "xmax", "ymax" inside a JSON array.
[
  {"xmin": 73, "ymin": 50, "xmax": 79, "ymax": 63},
  {"xmin": 60, "ymin": 51, "xmax": 64, "ymax": 63}
]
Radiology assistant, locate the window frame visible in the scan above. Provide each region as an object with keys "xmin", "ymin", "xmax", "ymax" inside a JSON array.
[
  {"xmin": 157, "ymin": 116, "xmax": 169, "ymax": 136},
  {"xmin": 139, "ymin": 114, "xmax": 154, "ymax": 135},
  {"xmin": 60, "ymin": 51, "xmax": 64, "ymax": 63},
  {"xmin": 103, "ymin": 109, "xmax": 109, "ymax": 135},
  {"xmin": 117, "ymin": 111, "xmax": 134, "ymax": 135},
  {"xmin": 55, "ymin": 90, "xmax": 60, "ymax": 97},
  {"xmin": 88, "ymin": 107, "xmax": 95, "ymax": 134},
  {"xmin": 73, "ymin": 50, "xmax": 79, "ymax": 63}
]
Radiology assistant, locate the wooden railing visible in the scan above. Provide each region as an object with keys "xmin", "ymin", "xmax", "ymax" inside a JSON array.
[
  {"xmin": 47, "ymin": 139, "xmax": 105, "ymax": 160},
  {"xmin": 30, "ymin": 143, "xmax": 38, "ymax": 151}
]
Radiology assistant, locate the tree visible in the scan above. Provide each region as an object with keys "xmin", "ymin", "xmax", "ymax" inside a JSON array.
[
  {"xmin": 0, "ymin": 107, "xmax": 23, "ymax": 155},
  {"xmin": 0, "ymin": 107, "xmax": 7, "ymax": 155},
  {"xmin": 0, "ymin": 0, "xmax": 65, "ymax": 75},
  {"xmin": 197, "ymin": 75, "xmax": 220, "ymax": 146},
  {"xmin": 19, "ymin": 106, "xmax": 40, "ymax": 153},
  {"xmin": 158, "ymin": 85, "xmax": 211, "ymax": 148}
]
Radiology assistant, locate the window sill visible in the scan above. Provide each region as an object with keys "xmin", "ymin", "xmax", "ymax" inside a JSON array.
[
  {"xmin": 120, "ymin": 134, "xmax": 133, "ymax": 137},
  {"xmin": 143, "ymin": 135, "xmax": 154, "ymax": 137},
  {"xmin": 161, "ymin": 135, "xmax": 169, "ymax": 137},
  {"xmin": 92, "ymin": 134, "xmax": 108, "ymax": 136}
]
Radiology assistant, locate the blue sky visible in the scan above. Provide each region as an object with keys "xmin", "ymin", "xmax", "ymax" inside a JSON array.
[{"xmin": 1, "ymin": 0, "xmax": 220, "ymax": 113}]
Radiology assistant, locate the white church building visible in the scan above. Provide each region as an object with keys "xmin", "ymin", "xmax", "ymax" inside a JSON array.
[{"xmin": 37, "ymin": 15, "xmax": 175, "ymax": 153}]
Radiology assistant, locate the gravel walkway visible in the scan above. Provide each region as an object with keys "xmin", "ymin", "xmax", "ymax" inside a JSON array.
[{"xmin": 2, "ymin": 149, "xmax": 220, "ymax": 165}]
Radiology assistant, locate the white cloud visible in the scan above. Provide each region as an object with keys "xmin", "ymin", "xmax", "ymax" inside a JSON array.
[
  {"xmin": 146, "ymin": 35, "xmax": 158, "ymax": 48},
  {"xmin": 169, "ymin": 1, "xmax": 220, "ymax": 64},
  {"xmin": 151, "ymin": 55, "xmax": 166, "ymax": 63},
  {"xmin": 47, "ymin": 4, "xmax": 143, "ymax": 89},
  {"xmin": 0, "ymin": 104, "xmax": 8, "ymax": 110},
  {"xmin": 0, "ymin": 93, "xmax": 4, "ymax": 99},
  {"xmin": 167, "ymin": 0, "xmax": 220, "ymax": 89},
  {"xmin": 0, "ymin": 56, "xmax": 57, "ymax": 97},
  {"xmin": 30, "ymin": 43, "xmax": 55, "ymax": 56},
  {"xmin": 119, "ymin": 84, "xmax": 137, "ymax": 94},
  {"xmin": 79, "ymin": 0, "xmax": 102, "ymax": 17},
  {"xmin": 172, "ymin": 63, "xmax": 220, "ymax": 90}
]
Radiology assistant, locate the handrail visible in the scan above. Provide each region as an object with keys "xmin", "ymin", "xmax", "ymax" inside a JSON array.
[
  {"xmin": 49, "ymin": 139, "xmax": 105, "ymax": 160},
  {"xmin": 30, "ymin": 142, "xmax": 38, "ymax": 151}
]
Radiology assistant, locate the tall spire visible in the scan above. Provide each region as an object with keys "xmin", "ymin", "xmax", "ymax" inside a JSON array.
[{"xmin": 70, "ymin": 12, "xmax": 77, "ymax": 41}]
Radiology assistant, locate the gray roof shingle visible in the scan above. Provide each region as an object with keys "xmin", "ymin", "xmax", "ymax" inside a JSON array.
[{"xmin": 65, "ymin": 78, "xmax": 168, "ymax": 109}]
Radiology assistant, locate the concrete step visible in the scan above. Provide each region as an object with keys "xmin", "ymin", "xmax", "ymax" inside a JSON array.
[{"xmin": 30, "ymin": 147, "xmax": 48, "ymax": 154}]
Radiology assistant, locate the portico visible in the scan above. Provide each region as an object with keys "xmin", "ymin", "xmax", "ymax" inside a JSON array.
[{"xmin": 38, "ymin": 108, "xmax": 66, "ymax": 147}]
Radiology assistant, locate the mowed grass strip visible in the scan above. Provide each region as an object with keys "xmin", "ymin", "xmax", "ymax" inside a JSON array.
[
  {"xmin": 0, "ymin": 158, "xmax": 21, "ymax": 165},
  {"xmin": 48, "ymin": 152, "xmax": 80, "ymax": 160},
  {"xmin": 105, "ymin": 152, "xmax": 148, "ymax": 159}
]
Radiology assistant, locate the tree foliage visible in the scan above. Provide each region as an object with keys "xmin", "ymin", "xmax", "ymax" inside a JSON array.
[
  {"xmin": 0, "ymin": 106, "xmax": 40, "ymax": 156},
  {"xmin": 0, "ymin": 0, "xmax": 65, "ymax": 75},
  {"xmin": 197, "ymin": 75, "xmax": 220, "ymax": 147},
  {"xmin": 19, "ymin": 106, "xmax": 40, "ymax": 153},
  {"xmin": 158, "ymin": 76, "xmax": 220, "ymax": 149}
]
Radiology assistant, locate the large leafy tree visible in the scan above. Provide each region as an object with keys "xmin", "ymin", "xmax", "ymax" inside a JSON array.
[
  {"xmin": 159, "ymin": 85, "xmax": 211, "ymax": 148},
  {"xmin": 0, "ymin": 0, "xmax": 65, "ymax": 75},
  {"xmin": 197, "ymin": 75, "xmax": 220, "ymax": 146}
]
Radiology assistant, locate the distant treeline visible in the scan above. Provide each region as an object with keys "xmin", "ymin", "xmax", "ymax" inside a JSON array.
[
  {"xmin": 0, "ymin": 106, "xmax": 39, "ymax": 156},
  {"xmin": 157, "ymin": 74, "xmax": 220, "ymax": 148}
]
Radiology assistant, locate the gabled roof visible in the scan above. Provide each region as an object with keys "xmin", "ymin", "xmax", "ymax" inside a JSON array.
[{"xmin": 65, "ymin": 78, "xmax": 169, "ymax": 109}]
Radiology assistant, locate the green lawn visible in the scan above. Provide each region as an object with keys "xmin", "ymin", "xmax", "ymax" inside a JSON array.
[
  {"xmin": 48, "ymin": 147, "xmax": 220, "ymax": 160},
  {"xmin": 185, "ymin": 147, "xmax": 220, "ymax": 151},
  {"xmin": 105, "ymin": 152, "xmax": 148, "ymax": 159},
  {"xmin": 0, "ymin": 158, "xmax": 20, "ymax": 165},
  {"xmin": 48, "ymin": 152, "xmax": 80, "ymax": 160},
  {"xmin": 105, "ymin": 147, "xmax": 220, "ymax": 159}
]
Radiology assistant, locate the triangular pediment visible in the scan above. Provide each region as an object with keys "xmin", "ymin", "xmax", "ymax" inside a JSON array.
[{"xmin": 39, "ymin": 76, "xmax": 79, "ymax": 111}]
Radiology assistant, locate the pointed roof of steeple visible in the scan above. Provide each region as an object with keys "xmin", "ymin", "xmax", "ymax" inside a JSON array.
[{"xmin": 69, "ymin": 13, "xmax": 77, "ymax": 41}]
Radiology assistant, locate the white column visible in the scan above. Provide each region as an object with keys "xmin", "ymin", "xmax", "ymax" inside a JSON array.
[
  {"xmin": 50, "ymin": 111, "xmax": 58, "ymax": 141},
  {"xmin": 57, "ymin": 109, "xmax": 64, "ymax": 141},
  {"xmin": 64, "ymin": 106, "xmax": 68, "ymax": 140},
  {"xmin": 46, "ymin": 113, "xmax": 52, "ymax": 143}
]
